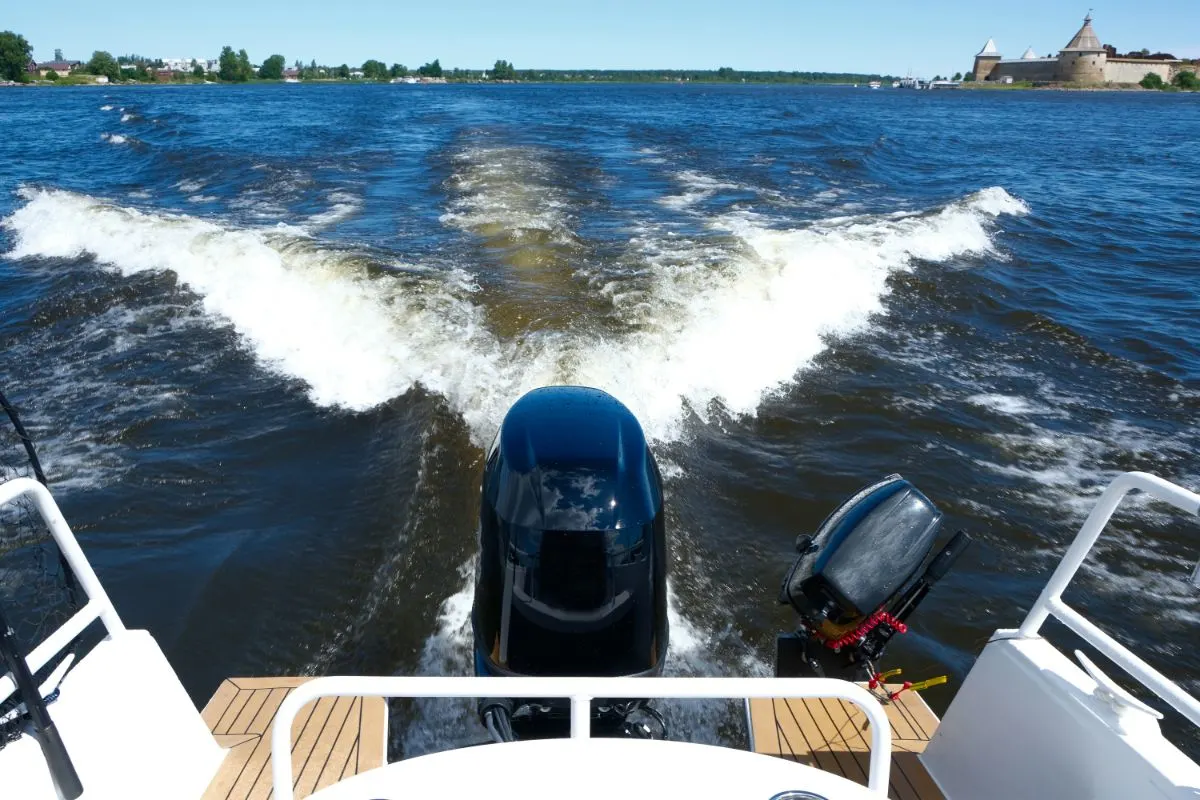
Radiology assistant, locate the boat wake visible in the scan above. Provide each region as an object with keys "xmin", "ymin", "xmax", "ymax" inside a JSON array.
[{"xmin": 2, "ymin": 185, "xmax": 1027, "ymax": 449}]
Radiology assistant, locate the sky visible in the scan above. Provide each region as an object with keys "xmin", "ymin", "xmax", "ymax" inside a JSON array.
[{"xmin": 7, "ymin": 1, "xmax": 1199, "ymax": 78}]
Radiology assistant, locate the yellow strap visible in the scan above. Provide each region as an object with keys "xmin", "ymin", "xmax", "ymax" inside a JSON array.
[{"xmin": 908, "ymin": 676, "xmax": 948, "ymax": 693}]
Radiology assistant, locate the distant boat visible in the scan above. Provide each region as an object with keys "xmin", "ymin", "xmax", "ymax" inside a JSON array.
[
  {"xmin": 898, "ymin": 76, "xmax": 921, "ymax": 89},
  {"xmin": 928, "ymin": 80, "xmax": 962, "ymax": 90},
  {"xmin": 892, "ymin": 80, "xmax": 901, "ymax": 88},
  {"xmin": 868, "ymin": 81, "xmax": 882, "ymax": 89}
]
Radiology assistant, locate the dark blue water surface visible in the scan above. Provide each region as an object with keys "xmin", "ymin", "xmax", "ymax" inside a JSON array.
[{"xmin": 1, "ymin": 83, "xmax": 1198, "ymax": 757}]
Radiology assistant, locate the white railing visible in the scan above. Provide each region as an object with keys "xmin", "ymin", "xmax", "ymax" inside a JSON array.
[
  {"xmin": 0, "ymin": 477, "xmax": 126, "ymax": 708},
  {"xmin": 269, "ymin": 675, "xmax": 893, "ymax": 799},
  {"xmin": 1015, "ymin": 471, "xmax": 1200, "ymax": 728}
]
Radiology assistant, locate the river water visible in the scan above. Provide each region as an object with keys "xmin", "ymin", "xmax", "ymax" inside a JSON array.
[{"xmin": 1, "ymin": 83, "xmax": 1198, "ymax": 758}]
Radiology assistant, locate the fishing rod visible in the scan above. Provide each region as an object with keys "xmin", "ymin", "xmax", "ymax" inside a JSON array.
[
  {"xmin": 0, "ymin": 605, "xmax": 83, "ymax": 799},
  {"xmin": 0, "ymin": 388, "xmax": 48, "ymax": 485}
]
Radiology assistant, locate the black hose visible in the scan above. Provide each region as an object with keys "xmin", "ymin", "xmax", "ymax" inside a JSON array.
[{"xmin": 479, "ymin": 698, "xmax": 516, "ymax": 743}]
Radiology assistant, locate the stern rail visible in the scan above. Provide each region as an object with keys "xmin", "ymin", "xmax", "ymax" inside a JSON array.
[
  {"xmin": 269, "ymin": 675, "xmax": 894, "ymax": 799},
  {"xmin": 1014, "ymin": 471, "xmax": 1200, "ymax": 728}
]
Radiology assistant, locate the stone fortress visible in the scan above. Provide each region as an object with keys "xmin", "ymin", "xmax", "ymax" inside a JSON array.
[{"xmin": 972, "ymin": 14, "xmax": 1187, "ymax": 85}]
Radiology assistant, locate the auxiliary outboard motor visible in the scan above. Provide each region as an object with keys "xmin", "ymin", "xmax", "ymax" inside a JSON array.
[
  {"xmin": 777, "ymin": 474, "xmax": 972, "ymax": 685},
  {"xmin": 472, "ymin": 386, "xmax": 669, "ymax": 741}
]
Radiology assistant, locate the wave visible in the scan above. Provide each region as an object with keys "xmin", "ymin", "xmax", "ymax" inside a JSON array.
[
  {"xmin": 2, "ymin": 188, "xmax": 534, "ymax": 424},
  {"xmin": 578, "ymin": 186, "xmax": 1029, "ymax": 439},
  {"xmin": 659, "ymin": 170, "xmax": 743, "ymax": 210},
  {"xmin": 307, "ymin": 190, "xmax": 362, "ymax": 228},
  {"xmin": 101, "ymin": 133, "xmax": 129, "ymax": 145},
  {"xmin": 3, "ymin": 186, "xmax": 1027, "ymax": 446},
  {"xmin": 440, "ymin": 145, "xmax": 575, "ymax": 244}
]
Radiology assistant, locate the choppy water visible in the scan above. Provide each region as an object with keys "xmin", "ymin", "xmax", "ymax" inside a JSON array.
[{"xmin": 1, "ymin": 83, "xmax": 1199, "ymax": 758}]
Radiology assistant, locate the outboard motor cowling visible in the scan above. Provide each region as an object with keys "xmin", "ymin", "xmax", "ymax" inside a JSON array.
[
  {"xmin": 777, "ymin": 474, "xmax": 972, "ymax": 684},
  {"xmin": 472, "ymin": 386, "xmax": 669, "ymax": 740}
]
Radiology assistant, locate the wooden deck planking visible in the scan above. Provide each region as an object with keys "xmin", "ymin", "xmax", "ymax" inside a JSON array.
[
  {"xmin": 748, "ymin": 685, "xmax": 945, "ymax": 800},
  {"xmin": 200, "ymin": 677, "xmax": 386, "ymax": 800}
]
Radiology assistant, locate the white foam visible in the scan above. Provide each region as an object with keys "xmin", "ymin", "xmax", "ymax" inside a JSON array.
[
  {"xmin": 573, "ymin": 186, "xmax": 1029, "ymax": 441},
  {"xmin": 3, "ymin": 186, "xmax": 1027, "ymax": 449},
  {"xmin": 967, "ymin": 393, "xmax": 1041, "ymax": 416},
  {"xmin": 120, "ymin": 113, "xmax": 134, "ymax": 123},
  {"xmin": 174, "ymin": 179, "xmax": 206, "ymax": 193},
  {"xmin": 101, "ymin": 133, "xmax": 128, "ymax": 145},
  {"xmin": 3, "ymin": 188, "xmax": 557, "ymax": 431},
  {"xmin": 659, "ymin": 170, "xmax": 742, "ymax": 210},
  {"xmin": 440, "ymin": 145, "xmax": 572, "ymax": 238},
  {"xmin": 99, "ymin": 104, "xmax": 114, "ymax": 111},
  {"xmin": 307, "ymin": 190, "xmax": 362, "ymax": 228},
  {"xmin": 186, "ymin": 194, "xmax": 218, "ymax": 203}
]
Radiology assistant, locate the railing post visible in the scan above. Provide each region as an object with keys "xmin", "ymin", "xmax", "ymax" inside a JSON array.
[
  {"xmin": 570, "ymin": 692, "xmax": 591, "ymax": 739},
  {"xmin": 1017, "ymin": 472, "xmax": 1200, "ymax": 639}
]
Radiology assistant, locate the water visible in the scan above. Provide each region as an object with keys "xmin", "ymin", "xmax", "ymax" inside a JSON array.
[{"xmin": 1, "ymin": 83, "xmax": 1199, "ymax": 758}]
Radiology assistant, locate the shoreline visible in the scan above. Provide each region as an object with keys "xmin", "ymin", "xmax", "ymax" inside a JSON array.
[{"xmin": 3, "ymin": 78, "xmax": 1196, "ymax": 93}]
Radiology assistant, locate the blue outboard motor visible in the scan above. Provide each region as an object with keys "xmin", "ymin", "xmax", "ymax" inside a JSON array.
[{"xmin": 472, "ymin": 386, "xmax": 669, "ymax": 741}]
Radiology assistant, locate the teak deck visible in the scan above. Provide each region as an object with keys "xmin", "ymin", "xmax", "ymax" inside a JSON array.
[
  {"xmin": 747, "ymin": 685, "xmax": 945, "ymax": 800},
  {"xmin": 200, "ymin": 677, "xmax": 386, "ymax": 800}
]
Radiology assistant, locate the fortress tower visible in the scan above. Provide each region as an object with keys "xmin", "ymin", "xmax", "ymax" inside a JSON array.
[
  {"xmin": 1057, "ymin": 14, "xmax": 1107, "ymax": 83},
  {"xmin": 972, "ymin": 39, "xmax": 1002, "ymax": 81}
]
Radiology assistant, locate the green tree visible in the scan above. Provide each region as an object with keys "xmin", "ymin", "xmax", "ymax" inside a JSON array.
[
  {"xmin": 361, "ymin": 59, "xmax": 388, "ymax": 80},
  {"xmin": 45, "ymin": 68, "xmax": 59, "ymax": 80},
  {"xmin": 192, "ymin": 63, "xmax": 205, "ymax": 79},
  {"xmin": 1140, "ymin": 72, "xmax": 1165, "ymax": 90},
  {"xmin": 389, "ymin": 63, "xmax": 408, "ymax": 78},
  {"xmin": 259, "ymin": 54, "xmax": 286, "ymax": 80},
  {"xmin": 417, "ymin": 59, "xmax": 442, "ymax": 78},
  {"xmin": 236, "ymin": 49, "xmax": 253, "ymax": 81},
  {"xmin": 218, "ymin": 46, "xmax": 240, "ymax": 81},
  {"xmin": 716, "ymin": 66, "xmax": 735, "ymax": 79},
  {"xmin": 336, "ymin": 64, "xmax": 350, "ymax": 79},
  {"xmin": 86, "ymin": 51, "xmax": 121, "ymax": 83},
  {"xmin": 492, "ymin": 59, "xmax": 516, "ymax": 80},
  {"xmin": 952, "ymin": 71, "xmax": 962, "ymax": 81},
  {"xmin": 963, "ymin": 72, "xmax": 975, "ymax": 82},
  {"xmin": 0, "ymin": 31, "xmax": 34, "ymax": 82},
  {"xmin": 1173, "ymin": 70, "xmax": 1199, "ymax": 90}
]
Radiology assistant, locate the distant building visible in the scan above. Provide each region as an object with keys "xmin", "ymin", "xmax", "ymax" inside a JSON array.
[
  {"xmin": 34, "ymin": 60, "xmax": 82, "ymax": 77},
  {"xmin": 160, "ymin": 58, "xmax": 209, "ymax": 72},
  {"xmin": 283, "ymin": 68, "xmax": 300, "ymax": 79},
  {"xmin": 972, "ymin": 14, "xmax": 1184, "ymax": 85}
]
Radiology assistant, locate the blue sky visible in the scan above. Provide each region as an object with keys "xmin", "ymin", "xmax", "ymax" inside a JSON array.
[{"xmin": 8, "ymin": 1, "xmax": 1199, "ymax": 77}]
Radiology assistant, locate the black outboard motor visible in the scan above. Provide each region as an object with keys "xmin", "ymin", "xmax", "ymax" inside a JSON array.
[
  {"xmin": 777, "ymin": 474, "xmax": 971, "ymax": 685},
  {"xmin": 472, "ymin": 386, "xmax": 669, "ymax": 741}
]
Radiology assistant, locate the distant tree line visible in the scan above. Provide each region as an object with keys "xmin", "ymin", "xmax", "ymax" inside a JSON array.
[
  {"xmin": 508, "ymin": 67, "xmax": 899, "ymax": 83},
  {"xmin": 5, "ymin": 30, "xmax": 903, "ymax": 87}
]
